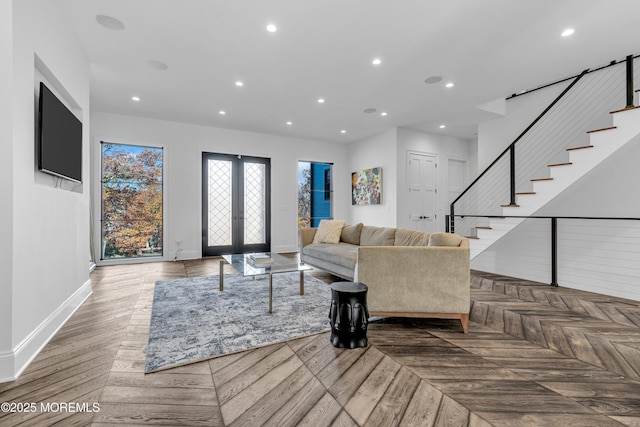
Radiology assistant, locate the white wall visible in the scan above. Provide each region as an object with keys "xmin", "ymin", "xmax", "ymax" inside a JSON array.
[
  {"xmin": 91, "ymin": 112, "xmax": 350, "ymax": 260},
  {"xmin": 1, "ymin": 0, "xmax": 92, "ymax": 382},
  {"xmin": 346, "ymin": 128, "xmax": 398, "ymax": 227},
  {"xmin": 478, "ymin": 84, "xmax": 563, "ymax": 170},
  {"xmin": 468, "ymin": 137, "xmax": 478, "ymax": 179},
  {"xmin": 396, "ymin": 128, "xmax": 471, "ymax": 231},
  {"xmin": 345, "ymin": 127, "xmax": 472, "ymax": 230},
  {"xmin": 0, "ymin": 0, "xmax": 14, "ymax": 378}
]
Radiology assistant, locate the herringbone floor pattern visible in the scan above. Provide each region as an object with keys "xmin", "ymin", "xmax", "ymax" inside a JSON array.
[
  {"xmin": 1, "ymin": 259, "xmax": 639, "ymax": 426},
  {"xmin": 470, "ymin": 271, "xmax": 640, "ymax": 382}
]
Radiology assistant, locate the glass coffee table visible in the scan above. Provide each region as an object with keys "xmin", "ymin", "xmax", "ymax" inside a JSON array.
[{"xmin": 220, "ymin": 253, "xmax": 312, "ymax": 313}]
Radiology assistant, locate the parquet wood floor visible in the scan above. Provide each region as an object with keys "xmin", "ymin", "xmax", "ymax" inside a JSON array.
[{"xmin": 1, "ymin": 258, "xmax": 639, "ymax": 426}]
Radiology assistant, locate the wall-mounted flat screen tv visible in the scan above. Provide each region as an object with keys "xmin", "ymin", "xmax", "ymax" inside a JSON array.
[{"xmin": 38, "ymin": 82, "xmax": 83, "ymax": 183}]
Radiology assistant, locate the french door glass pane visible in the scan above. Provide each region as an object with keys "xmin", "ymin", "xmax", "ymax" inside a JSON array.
[
  {"xmin": 207, "ymin": 159, "xmax": 233, "ymax": 247},
  {"xmin": 244, "ymin": 162, "xmax": 266, "ymax": 244}
]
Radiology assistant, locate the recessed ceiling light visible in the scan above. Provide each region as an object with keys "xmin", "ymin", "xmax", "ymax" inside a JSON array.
[
  {"xmin": 561, "ymin": 28, "xmax": 575, "ymax": 37},
  {"xmin": 439, "ymin": 124, "xmax": 446, "ymax": 129},
  {"xmin": 147, "ymin": 60, "xmax": 168, "ymax": 71},
  {"xmin": 372, "ymin": 58, "xmax": 382, "ymax": 66},
  {"xmin": 424, "ymin": 76, "xmax": 443, "ymax": 84},
  {"xmin": 131, "ymin": 96, "xmax": 140, "ymax": 102},
  {"xmin": 445, "ymin": 82, "xmax": 455, "ymax": 88},
  {"xmin": 219, "ymin": 110, "xmax": 226, "ymax": 115},
  {"xmin": 235, "ymin": 81, "xmax": 244, "ymax": 87},
  {"xmin": 95, "ymin": 15, "xmax": 125, "ymax": 31},
  {"xmin": 380, "ymin": 112, "xmax": 388, "ymax": 116},
  {"xmin": 363, "ymin": 108, "xmax": 377, "ymax": 114},
  {"xmin": 286, "ymin": 121, "xmax": 293, "ymax": 125},
  {"xmin": 318, "ymin": 98, "xmax": 325, "ymax": 103},
  {"xmin": 266, "ymin": 24, "xmax": 277, "ymax": 33},
  {"xmin": 341, "ymin": 130, "xmax": 347, "ymax": 134}
]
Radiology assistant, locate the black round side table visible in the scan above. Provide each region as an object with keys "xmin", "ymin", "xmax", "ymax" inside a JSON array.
[{"xmin": 328, "ymin": 282, "xmax": 369, "ymax": 349}]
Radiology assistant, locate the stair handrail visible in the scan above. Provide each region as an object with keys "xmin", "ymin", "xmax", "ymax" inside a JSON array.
[{"xmin": 448, "ymin": 68, "xmax": 589, "ymax": 233}]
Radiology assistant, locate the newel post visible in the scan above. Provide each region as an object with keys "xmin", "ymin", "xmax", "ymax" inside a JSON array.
[
  {"xmin": 551, "ymin": 217, "xmax": 558, "ymax": 287},
  {"xmin": 509, "ymin": 145, "xmax": 516, "ymax": 206},
  {"xmin": 626, "ymin": 55, "xmax": 634, "ymax": 108}
]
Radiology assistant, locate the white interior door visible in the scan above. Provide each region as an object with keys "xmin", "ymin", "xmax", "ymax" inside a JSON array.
[{"xmin": 406, "ymin": 151, "xmax": 437, "ymax": 232}]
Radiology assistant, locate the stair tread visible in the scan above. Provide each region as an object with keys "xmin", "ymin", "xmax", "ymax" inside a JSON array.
[
  {"xmin": 586, "ymin": 126, "xmax": 617, "ymax": 134},
  {"xmin": 610, "ymin": 105, "xmax": 640, "ymax": 114},
  {"xmin": 547, "ymin": 162, "xmax": 573, "ymax": 167},
  {"xmin": 516, "ymin": 192, "xmax": 536, "ymax": 195},
  {"xmin": 501, "ymin": 203, "xmax": 520, "ymax": 207},
  {"xmin": 531, "ymin": 177, "xmax": 553, "ymax": 182},
  {"xmin": 566, "ymin": 145, "xmax": 594, "ymax": 151},
  {"xmin": 464, "ymin": 235, "xmax": 479, "ymax": 239},
  {"xmin": 475, "ymin": 226, "xmax": 492, "ymax": 230}
]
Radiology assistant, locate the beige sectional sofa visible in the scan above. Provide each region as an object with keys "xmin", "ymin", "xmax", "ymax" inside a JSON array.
[{"xmin": 299, "ymin": 222, "xmax": 471, "ymax": 333}]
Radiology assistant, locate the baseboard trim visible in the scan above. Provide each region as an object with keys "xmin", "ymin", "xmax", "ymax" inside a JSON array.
[{"xmin": 0, "ymin": 279, "xmax": 93, "ymax": 383}]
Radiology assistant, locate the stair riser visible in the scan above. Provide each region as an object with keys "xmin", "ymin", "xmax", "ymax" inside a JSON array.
[
  {"xmin": 567, "ymin": 146, "xmax": 595, "ymax": 164},
  {"xmin": 612, "ymin": 108, "xmax": 640, "ymax": 131}
]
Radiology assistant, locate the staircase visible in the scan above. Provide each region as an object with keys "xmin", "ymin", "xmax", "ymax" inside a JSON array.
[{"xmin": 467, "ymin": 104, "xmax": 640, "ymax": 260}]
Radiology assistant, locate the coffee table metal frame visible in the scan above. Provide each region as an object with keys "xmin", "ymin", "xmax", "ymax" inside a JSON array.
[{"xmin": 219, "ymin": 253, "xmax": 312, "ymax": 313}]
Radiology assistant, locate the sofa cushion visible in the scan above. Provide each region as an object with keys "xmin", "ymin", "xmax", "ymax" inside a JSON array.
[
  {"xmin": 360, "ymin": 226, "xmax": 396, "ymax": 246},
  {"xmin": 394, "ymin": 228, "xmax": 429, "ymax": 246},
  {"xmin": 302, "ymin": 242, "xmax": 358, "ymax": 270},
  {"xmin": 313, "ymin": 219, "xmax": 346, "ymax": 244},
  {"xmin": 428, "ymin": 232, "xmax": 463, "ymax": 247},
  {"xmin": 341, "ymin": 223, "xmax": 363, "ymax": 245}
]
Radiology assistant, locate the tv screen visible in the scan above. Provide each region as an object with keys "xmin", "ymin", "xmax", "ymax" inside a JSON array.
[{"xmin": 38, "ymin": 82, "xmax": 83, "ymax": 183}]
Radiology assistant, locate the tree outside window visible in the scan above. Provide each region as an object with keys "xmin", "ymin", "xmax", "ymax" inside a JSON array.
[{"xmin": 101, "ymin": 143, "xmax": 163, "ymax": 259}]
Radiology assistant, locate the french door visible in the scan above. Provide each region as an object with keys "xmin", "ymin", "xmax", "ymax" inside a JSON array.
[{"xmin": 202, "ymin": 153, "xmax": 270, "ymax": 256}]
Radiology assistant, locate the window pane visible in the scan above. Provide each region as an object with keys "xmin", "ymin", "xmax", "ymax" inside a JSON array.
[
  {"xmin": 101, "ymin": 143, "xmax": 163, "ymax": 259},
  {"xmin": 297, "ymin": 162, "xmax": 311, "ymax": 228},
  {"xmin": 298, "ymin": 161, "xmax": 332, "ymax": 228}
]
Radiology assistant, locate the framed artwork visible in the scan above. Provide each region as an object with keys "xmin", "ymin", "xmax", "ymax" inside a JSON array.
[{"xmin": 351, "ymin": 167, "xmax": 382, "ymax": 205}]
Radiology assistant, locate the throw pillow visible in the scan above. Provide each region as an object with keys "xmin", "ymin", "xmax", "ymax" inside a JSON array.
[
  {"xmin": 341, "ymin": 223, "xmax": 363, "ymax": 245},
  {"xmin": 313, "ymin": 220, "xmax": 346, "ymax": 244},
  {"xmin": 428, "ymin": 232, "xmax": 463, "ymax": 247}
]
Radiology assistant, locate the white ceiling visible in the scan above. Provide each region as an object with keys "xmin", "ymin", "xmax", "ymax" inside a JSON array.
[{"xmin": 61, "ymin": 0, "xmax": 640, "ymax": 143}]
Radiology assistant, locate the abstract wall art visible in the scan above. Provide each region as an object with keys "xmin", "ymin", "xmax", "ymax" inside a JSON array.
[{"xmin": 351, "ymin": 167, "xmax": 382, "ymax": 205}]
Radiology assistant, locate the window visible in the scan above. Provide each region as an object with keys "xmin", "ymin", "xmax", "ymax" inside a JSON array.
[
  {"xmin": 101, "ymin": 142, "xmax": 163, "ymax": 259},
  {"xmin": 298, "ymin": 161, "xmax": 332, "ymax": 228}
]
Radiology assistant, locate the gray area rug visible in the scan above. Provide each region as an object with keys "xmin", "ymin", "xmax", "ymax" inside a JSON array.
[{"xmin": 145, "ymin": 272, "xmax": 332, "ymax": 373}]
